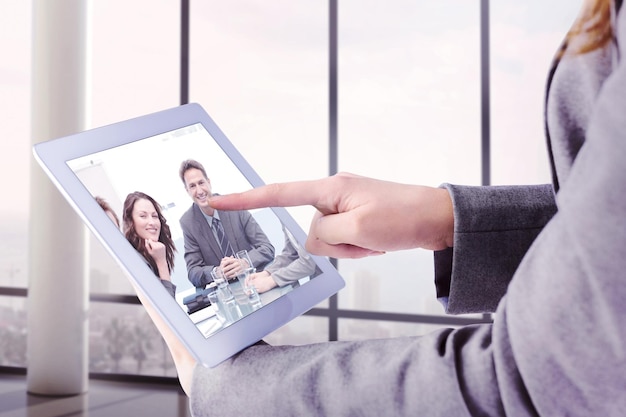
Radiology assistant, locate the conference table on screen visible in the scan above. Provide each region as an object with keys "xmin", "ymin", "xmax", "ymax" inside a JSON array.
[{"xmin": 177, "ymin": 278, "xmax": 301, "ymax": 337}]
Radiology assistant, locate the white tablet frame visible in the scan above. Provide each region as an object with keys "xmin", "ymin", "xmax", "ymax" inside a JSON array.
[{"xmin": 33, "ymin": 103, "xmax": 344, "ymax": 368}]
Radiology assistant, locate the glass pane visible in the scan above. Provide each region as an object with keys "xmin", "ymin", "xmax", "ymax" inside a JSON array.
[
  {"xmin": 264, "ymin": 315, "xmax": 329, "ymax": 346},
  {"xmin": 339, "ymin": 318, "xmax": 462, "ymax": 341},
  {"xmin": 89, "ymin": 236, "xmax": 136, "ymax": 295},
  {"xmin": 189, "ymin": 1, "xmax": 328, "ymax": 229},
  {"xmin": 88, "ymin": 0, "xmax": 181, "ymax": 296},
  {"xmin": 90, "ymin": 302, "xmax": 177, "ymax": 377},
  {"xmin": 91, "ymin": 0, "xmax": 179, "ymax": 128},
  {"xmin": 338, "ymin": 0, "xmax": 481, "ymax": 184},
  {"xmin": 337, "ymin": 0, "xmax": 480, "ymax": 315},
  {"xmin": 0, "ymin": 1, "xmax": 31, "ymax": 289},
  {"xmin": 490, "ymin": 0, "xmax": 584, "ymax": 185},
  {"xmin": 0, "ymin": 296, "xmax": 27, "ymax": 367},
  {"xmin": 338, "ymin": 251, "xmax": 445, "ymax": 315}
]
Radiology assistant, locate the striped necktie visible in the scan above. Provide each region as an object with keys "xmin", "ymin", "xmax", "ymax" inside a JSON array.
[{"xmin": 212, "ymin": 217, "xmax": 234, "ymax": 257}]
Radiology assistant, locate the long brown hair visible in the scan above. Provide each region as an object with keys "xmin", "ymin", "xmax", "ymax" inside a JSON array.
[
  {"xmin": 564, "ymin": 0, "xmax": 614, "ymax": 56},
  {"xmin": 95, "ymin": 196, "xmax": 120, "ymax": 228},
  {"xmin": 123, "ymin": 191, "xmax": 176, "ymax": 275}
]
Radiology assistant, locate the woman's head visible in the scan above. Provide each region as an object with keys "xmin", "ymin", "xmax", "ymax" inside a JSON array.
[
  {"xmin": 123, "ymin": 191, "xmax": 175, "ymax": 273},
  {"xmin": 96, "ymin": 196, "xmax": 120, "ymax": 228}
]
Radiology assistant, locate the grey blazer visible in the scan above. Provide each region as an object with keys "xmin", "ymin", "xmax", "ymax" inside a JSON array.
[
  {"xmin": 189, "ymin": 3, "xmax": 626, "ymax": 416},
  {"xmin": 179, "ymin": 203, "xmax": 274, "ymax": 288}
]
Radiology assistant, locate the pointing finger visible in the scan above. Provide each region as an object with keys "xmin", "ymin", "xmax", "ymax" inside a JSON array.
[{"xmin": 208, "ymin": 180, "xmax": 326, "ymax": 211}]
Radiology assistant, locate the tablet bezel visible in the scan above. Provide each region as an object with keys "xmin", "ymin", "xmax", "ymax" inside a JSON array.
[{"xmin": 32, "ymin": 102, "xmax": 345, "ymax": 368}]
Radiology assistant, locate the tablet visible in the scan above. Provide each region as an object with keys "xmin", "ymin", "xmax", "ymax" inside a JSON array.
[{"xmin": 33, "ymin": 103, "xmax": 345, "ymax": 368}]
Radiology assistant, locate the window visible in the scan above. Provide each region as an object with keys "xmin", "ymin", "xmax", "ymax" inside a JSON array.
[
  {"xmin": 337, "ymin": 1, "xmax": 481, "ymax": 326},
  {"xmin": 490, "ymin": 0, "xmax": 583, "ymax": 185},
  {"xmin": 0, "ymin": 0, "xmax": 584, "ymax": 375},
  {"xmin": 0, "ymin": 0, "xmax": 31, "ymax": 369}
]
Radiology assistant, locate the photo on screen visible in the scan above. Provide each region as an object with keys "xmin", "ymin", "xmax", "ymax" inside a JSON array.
[{"xmin": 66, "ymin": 122, "xmax": 321, "ymax": 338}]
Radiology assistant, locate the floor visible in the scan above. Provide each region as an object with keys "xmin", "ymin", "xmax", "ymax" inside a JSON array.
[{"xmin": 0, "ymin": 373, "xmax": 191, "ymax": 417}]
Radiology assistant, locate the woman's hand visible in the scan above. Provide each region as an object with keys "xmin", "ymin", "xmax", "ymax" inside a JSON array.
[
  {"xmin": 209, "ymin": 172, "xmax": 454, "ymax": 259},
  {"xmin": 145, "ymin": 238, "xmax": 166, "ymax": 261},
  {"xmin": 145, "ymin": 238, "xmax": 171, "ymax": 281}
]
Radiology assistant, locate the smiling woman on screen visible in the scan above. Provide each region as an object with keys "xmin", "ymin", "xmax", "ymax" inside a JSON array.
[{"xmin": 123, "ymin": 191, "xmax": 177, "ymax": 298}]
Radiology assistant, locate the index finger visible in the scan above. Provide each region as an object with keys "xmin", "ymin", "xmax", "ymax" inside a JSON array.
[{"xmin": 208, "ymin": 180, "xmax": 324, "ymax": 211}]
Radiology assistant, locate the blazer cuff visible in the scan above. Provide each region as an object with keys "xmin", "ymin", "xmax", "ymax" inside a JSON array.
[
  {"xmin": 434, "ymin": 247, "xmax": 453, "ymax": 310},
  {"xmin": 436, "ymin": 183, "xmax": 557, "ymax": 314}
]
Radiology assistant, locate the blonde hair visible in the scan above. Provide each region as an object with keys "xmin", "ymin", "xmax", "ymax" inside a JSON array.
[{"xmin": 564, "ymin": 0, "xmax": 614, "ymax": 55}]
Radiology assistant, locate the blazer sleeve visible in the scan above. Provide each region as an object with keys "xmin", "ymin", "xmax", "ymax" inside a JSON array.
[
  {"xmin": 434, "ymin": 183, "xmax": 557, "ymax": 314},
  {"xmin": 190, "ymin": 325, "xmax": 506, "ymax": 416},
  {"xmin": 265, "ymin": 237, "xmax": 320, "ymax": 286}
]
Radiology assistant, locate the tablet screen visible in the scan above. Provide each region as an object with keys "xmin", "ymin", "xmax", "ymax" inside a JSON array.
[
  {"xmin": 66, "ymin": 121, "xmax": 322, "ymax": 339},
  {"xmin": 34, "ymin": 103, "xmax": 344, "ymax": 366}
]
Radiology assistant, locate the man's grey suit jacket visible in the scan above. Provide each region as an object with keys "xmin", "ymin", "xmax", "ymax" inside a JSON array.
[{"xmin": 179, "ymin": 203, "xmax": 274, "ymax": 288}]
